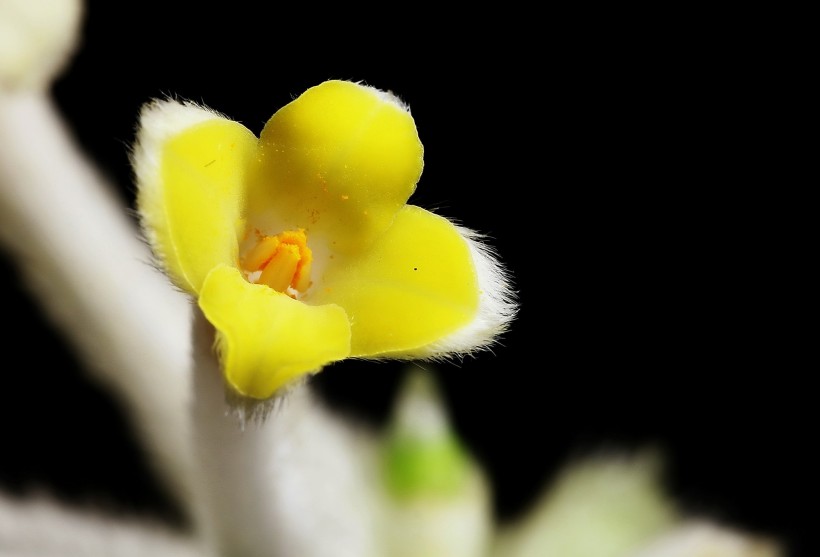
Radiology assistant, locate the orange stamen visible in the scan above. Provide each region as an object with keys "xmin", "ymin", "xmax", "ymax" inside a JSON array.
[
  {"xmin": 259, "ymin": 243, "xmax": 300, "ymax": 292},
  {"xmin": 241, "ymin": 229, "xmax": 313, "ymax": 296},
  {"xmin": 243, "ymin": 236, "xmax": 281, "ymax": 271}
]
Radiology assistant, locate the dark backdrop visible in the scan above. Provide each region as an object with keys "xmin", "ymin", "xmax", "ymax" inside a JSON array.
[{"xmin": 1, "ymin": 2, "xmax": 806, "ymax": 555}]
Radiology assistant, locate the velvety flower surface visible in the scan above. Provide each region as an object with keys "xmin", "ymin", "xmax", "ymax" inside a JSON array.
[{"xmin": 133, "ymin": 80, "xmax": 515, "ymax": 399}]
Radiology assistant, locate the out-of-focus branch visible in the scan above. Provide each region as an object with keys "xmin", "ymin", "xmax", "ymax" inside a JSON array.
[
  {"xmin": 1, "ymin": 0, "xmax": 199, "ymax": 521},
  {"xmin": 631, "ymin": 521, "xmax": 784, "ymax": 557},
  {"xmin": 0, "ymin": 0, "xmax": 82, "ymax": 91},
  {"xmin": 0, "ymin": 491, "xmax": 205, "ymax": 557},
  {"xmin": 0, "ymin": 90, "xmax": 196, "ymax": 518}
]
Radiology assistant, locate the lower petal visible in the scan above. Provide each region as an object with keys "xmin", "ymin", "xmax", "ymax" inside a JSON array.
[
  {"xmin": 198, "ymin": 265, "xmax": 351, "ymax": 399},
  {"xmin": 310, "ymin": 205, "xmax": 480, "ymax": 357}
]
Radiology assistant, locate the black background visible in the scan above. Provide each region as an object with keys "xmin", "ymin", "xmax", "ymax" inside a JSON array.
[{"xmin": 0, "ymin": 2, "xmax": 807, "ymax": 555}]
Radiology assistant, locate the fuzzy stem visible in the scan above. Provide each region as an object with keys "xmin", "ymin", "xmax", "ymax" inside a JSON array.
[{"xmin": 190, "ymin": 311, "xmax": 380, "ymax": 557}]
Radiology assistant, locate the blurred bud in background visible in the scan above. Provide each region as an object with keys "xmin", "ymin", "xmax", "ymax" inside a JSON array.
[
  {"xmin": 378, "ymin": 368, "xmax": 492, "ymax": 557},
  {"xmin": 492, "ymin": 451, "xmax": 676, "ymax": 557}
]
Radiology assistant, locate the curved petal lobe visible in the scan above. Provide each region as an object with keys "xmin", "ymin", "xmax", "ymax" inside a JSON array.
[
  {"xmin": 251, "ymin": 80, "xmax": 423, "ymax": 254},
  {"xmin": 199, "ymin": 265, "xmax": 351, "ymax": 399},
  {"xmin": 310, "ymin": 205, "xmax": 479, "ymax": 357}
]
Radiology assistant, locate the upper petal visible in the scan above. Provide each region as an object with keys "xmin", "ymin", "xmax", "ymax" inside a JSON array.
[
  {"xmin": 309, "ymin": 205, "xmax": 489, "ymax": 358},
  {"xmin": 199, "ymin": 265, "xmax": 351, "ymax": 399},
  {"xmin": 133, "ymin": 100, "xmax": 257, "ymax": 294},
  {"xmin": 248, "ymin": 80, "xmax": 423, "ymax": 255}
]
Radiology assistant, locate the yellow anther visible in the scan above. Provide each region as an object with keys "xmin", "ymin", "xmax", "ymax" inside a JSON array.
[
  {"xmin": 241, "ymin": 229, "xmax": 312, "ymax": 296},
  {"xmin": 259, "ymin": 243, "xmax": 300, "ymax": 292},
  {"xmin": 293, "ymin": 253, "xmax": 312, "ymax": 292},
  {"xmin": 243, "ymin": 235, "xmax": 281, "ymax": 271}
]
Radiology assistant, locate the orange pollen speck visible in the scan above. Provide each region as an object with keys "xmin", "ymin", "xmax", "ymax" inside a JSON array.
[{"xmin": 241, "ymin": 229, "xmax": 312, "ymax": 297}]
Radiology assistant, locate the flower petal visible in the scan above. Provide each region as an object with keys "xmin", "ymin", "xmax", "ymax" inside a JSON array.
[
  {"xmin": 250, "ymin": 80, "xmax": 423, "ymax": 254},
  {"xmin": 199, "ymin": 265, "xmax": 351, "ymax": 399},
  {"xmin": 134, "ymin": 100, "xmax": 257, "ymax": 294},
  {"xmin": 309, "ymin": 205, "xmax": 480, "ymax": 357}
]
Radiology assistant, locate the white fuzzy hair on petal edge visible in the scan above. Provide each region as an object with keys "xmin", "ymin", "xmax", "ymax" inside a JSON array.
[
  {"xmin": 426, "ymin": 225, "xmax": 518, "ymax": 358},
  {"xmin": 387, "ymin": 224, "xmax": 518, "ymax": 361},
  {"xmin": 130, "ymin": 99, "xmax": 227, "ymax": 287}
]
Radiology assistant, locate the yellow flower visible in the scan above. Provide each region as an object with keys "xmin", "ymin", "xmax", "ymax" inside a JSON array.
[{"xmin": 132, "ymin": 80, "xmax": 515, "ymax": 400}]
